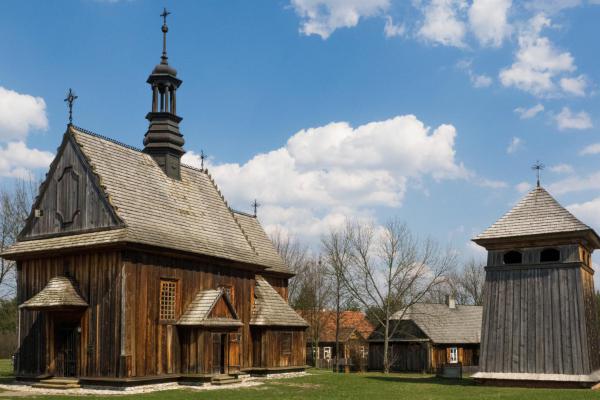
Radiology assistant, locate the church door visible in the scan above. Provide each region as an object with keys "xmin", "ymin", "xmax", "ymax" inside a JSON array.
[
  {"xmin": 228, "ymin": 332, "xmax": 241, "ymax": 373},
  {"xmin": 55, "ymin": 324, "xmax": 78, "ymax": 377}
]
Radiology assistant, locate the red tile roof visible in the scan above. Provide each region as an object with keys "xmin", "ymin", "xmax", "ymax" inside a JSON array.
[{"xmin": 297, "ymin": 310, "xmax": 375, "ymax": 343}]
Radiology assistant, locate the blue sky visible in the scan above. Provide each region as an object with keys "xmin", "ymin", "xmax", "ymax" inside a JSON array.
[{"xmin": 2, "ymin": 0, "xmax": 600, "ymax": 261}]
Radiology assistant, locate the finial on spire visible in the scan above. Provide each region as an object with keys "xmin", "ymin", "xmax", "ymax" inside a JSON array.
[
  {"xmin": 252, "ymin": 199, "xmax": 260, "ymax": 217},
  {"xmin": 200, "ymin": 149, "xmax": 206, "ymax": 170},
  {"xmin": 64, "ymin": 88, "xmax": 78, "ymax": 126},
  {"xmin": 160, "ymin": 8, "xmax": 171, "ymax": 64},
  {"xmin": 532, "ymin": 160, "xmax": 545, "ymax": 187}
]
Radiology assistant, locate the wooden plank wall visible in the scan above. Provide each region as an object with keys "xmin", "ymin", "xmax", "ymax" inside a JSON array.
[
  {"xmin": 252, "ymin": 328, "xmax": 306, "ymax": 368},
  {"xmin": 16, "ymin": 251, "xmax": 122, "ymax": 378},
  {"xmin": 480, "ymin": 264, "xmax": 598, "ymax": 375},
  {"xmin": 123, "ymin": 251, "xmax": 256, "ymax": 377},
  {"xmin": 23, "ymin": 138, "xmax": 119, "ymax": 239},
  {"xmin": 263, "ymin": 275, "xmax": 288, "ymax": 301}
]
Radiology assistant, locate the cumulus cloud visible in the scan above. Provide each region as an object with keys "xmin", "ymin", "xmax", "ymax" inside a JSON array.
[
  {"xmin": 547, "ymin": 171, "xmax": 600, "ymax": 195},
  {"xmin": 457, "ymin": 60, "xmax": 493, "ymax": 88},
  {"xmin": 560, "ymin": 75, "xmax": 587, "ymax": 96},
  {"xmin": 0, "ymin": 141, "xmax": 54, "ymax": 178},
  {"xmin": 499, "ymin": 14, "xmax": 584, "ymax": 97},
  {"xmin": 189, "ymin": 115, "xmax": 469, "ymax": 239},
  {"xmin": 568, "ymin": 197, "xmax": 600, "ymax": 230},
  {"xmin": 580, "ymin": 143, "xmax": 600, "ymax": 155},
  {"xmin": 514, "ymin": 103, "xmax": 545, "ymax": 119},
  {"xmin": 290, "ymin": 0, "xmax": 390, "ymax": 39},
  {"xmin": 506, "ymin": 136, "xmax": 523, "ymax": 154},
  {"xmin": 418, "ymin": 0, "xmax": 468, "ymax": 47},
  {"xmin": 554, "ymin": 107, "xmax": 593, "ymax": 130},
  {"xmin": 549, "ymin": 163, "xmax": 574, "ymax": 174},
  {"xmin": 0, "ymin": 86, "xmax": 48, "ymax": 141},
  {"xmin": 468, "ymin": 0, "xmax": 512, "ymax": 47}
]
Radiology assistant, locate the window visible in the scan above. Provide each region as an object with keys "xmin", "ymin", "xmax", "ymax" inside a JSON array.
[
  {"xmin": 540, "ymin": 248, "xmax": 560, "ymax": 263},
  {"xmin": 449, "ymin": 347, "xmax": 458, "ymax": 364},
  {"xmin": 159, "ymin": 280, "xmax": 177, "ymax": 321},
  {"xmin": 323, "ymin": 347, "xmax": 332, "ymax": 360},
  {"xmin": 360, "ymin": 346, "xmax": 367, "ymax": 359},
  {"xmin": 281, "ymin": 332, "xmax": 292, "ymax": 356},
  {"xmin": 503, "ymin": 250, "xmax": 522, "ymax": 265}
]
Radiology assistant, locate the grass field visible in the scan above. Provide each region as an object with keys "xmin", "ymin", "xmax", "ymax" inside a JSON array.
[{"xmin": 1, "ymin": 362, "xmax": 600, "ymax": 399}]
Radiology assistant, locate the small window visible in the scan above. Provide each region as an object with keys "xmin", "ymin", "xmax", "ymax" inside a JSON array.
[
  {"xmin": 449, "ymin": 347, "xmax": 458, "ymax": 364},
  {"xmin": 159, "ymin": 280, "xmax": 177, "ymax": 321},
  {"xmin": 282, "ymin": 332, "xmax": 292, "ymax": 356},
  {"xmin": 540, "ymin": 248, "xmax": 560, "ymax": 263},
  {"xmin": 323, "ymin": 347, "xmax": 332, "ymax": 360},
  {"xmin": 503, "ymin": 250, "xmax": 522, "ymax": 265}
]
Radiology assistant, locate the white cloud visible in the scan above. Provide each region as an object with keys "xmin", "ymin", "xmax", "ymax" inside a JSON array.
[
  {"xmin": 290, "ymin": 0, "xmax": 390, "ymax": 39},
  {"xmin": 471, "ymin": 73, "xmax": 493, "ymax": 88},
  {"xmin": 580, "ymin": 143, "xmax": 600, "ymax": 155},
  {"xmin": 516, "ymin": 181, "xmax": 532, "ymax": 193},
  {"xmin": 506, "ymin": 136, "xmax": 523, "ymax": 154},
  {"xmin": 418, "ymin": 0, "xmax": 468, "ymax": 47},
  {"xmin": 554, "ymin": 107, "xmax": 593, "ymax": 130},
  {"xmin": 514, "ymin": 103, "xmax": 545, "ymax": 119},
  {"xmin": 499, "ymin": 14, "xmax": 582, "ymax": 97},
  {"xmin": 549, "ymin": 163, "xmax": 574, "ymax": 174},
  {"xmin": 568, "ymin": 196, "xmax": 600, "ymax": 229},
  {"xmin": 198, "ymin": 115, "xmax": 469, "ymax": 239},
  {"xmin": 0, "ymin": 86, "xmax": 48, "ymax": 141},
  {"xmin": 547, "ymin": 171, "xmax": 600, "ymax": 195},
  {"xmin": 559, "ymin": 75, "xmax": 587, "ymax": 96},
  {"xmin": 468, "ymin": 0, "xmax": 512, "ymax": 47},
  {"xmin": 384, "ymin": 16, "xmax": 406, "ymax": 38},
  {"xmin": 0, "ymin": 141, "xmax": 54, "ymax": 178}
]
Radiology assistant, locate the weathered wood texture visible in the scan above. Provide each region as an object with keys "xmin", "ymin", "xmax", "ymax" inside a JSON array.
[
  {"xmin": 480, "ymin": 263, "xmax": 600, "ymax": 374},
  {"xmin": 368, "ymin": 342, "xmax": 478, "ymax": 372},
  {"xmin": 251, "ymin": 328, "xmax": 306, "ymax": 368},
  {"xmin": 263, "ymin": 275, "xmax": 288, "ymax": 301},
  {"xmin": 16, "ymin": 251, "xmax": 123, "ymax": 378},
  {"xmin": 22, "ymin": 137, "xmax": 120, "ymax": 239}
]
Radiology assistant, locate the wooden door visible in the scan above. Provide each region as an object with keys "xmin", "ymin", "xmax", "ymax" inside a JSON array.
[
  {"xmin": 212, "ymin": 333, "xmax": 227, "ymax": 374},
  {"xmin": 228, "ymin": 332, "xmax": 241, "ymax": 373},
  {"xmin": 55, "ymin": 325, "xmax": 78, "ymax": 377}
]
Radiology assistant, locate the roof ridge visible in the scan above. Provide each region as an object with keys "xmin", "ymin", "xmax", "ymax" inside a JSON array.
[{"xmin": 71, "ymin": 125, "xmax": 144, "ymax": 153}]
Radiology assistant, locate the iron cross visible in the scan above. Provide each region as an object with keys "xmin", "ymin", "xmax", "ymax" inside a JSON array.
[
  {"xmin": 160, "ymin": 8, "xmax": 171, "ymax": 25},
  {"xmin": 64, "ymin": 88, "xmax": 78, "ymax": 126},
  {"xmin": 532, "ymin": 160, "xmax": 545, "ymax": 187},
  {"xmin": 200, "ymin": 149, "xmax": 206, "ymax": 170},
  {"xmin": 252, "ymin": 199, "xmax": 261, "ymax": 217}
]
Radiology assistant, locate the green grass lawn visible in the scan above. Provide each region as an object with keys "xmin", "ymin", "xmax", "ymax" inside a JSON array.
[{"xmin": 2, "ymin": 365, "xmax": 600, "ymax": 399}]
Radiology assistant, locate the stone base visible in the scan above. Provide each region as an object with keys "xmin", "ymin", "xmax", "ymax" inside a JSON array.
[{"xmin": 472, "ymin": 371, "xmax": 600, "ymax": 389}]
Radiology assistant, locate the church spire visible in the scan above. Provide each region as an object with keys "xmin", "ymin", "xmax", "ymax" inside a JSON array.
[{"xmin": 143, "ymin": 8, "xmax": 185, "ymax": 180}]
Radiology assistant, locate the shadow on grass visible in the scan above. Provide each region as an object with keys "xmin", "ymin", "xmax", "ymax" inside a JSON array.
[{"xmin": 365, "ymin": 375, "xmax": 476, "ymax": 387}]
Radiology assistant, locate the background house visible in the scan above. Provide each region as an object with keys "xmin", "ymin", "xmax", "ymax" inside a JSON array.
[
  {"xmin": 369, "ymin": 299, "xmax": 482, "ymax": 373},
  {"xmin": 299, "ymin": 310, "xmax": 374, "ymax": 371}
]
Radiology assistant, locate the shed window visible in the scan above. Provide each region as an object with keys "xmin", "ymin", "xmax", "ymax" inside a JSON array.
[
  {"xmin": 282, "ymin": 332, "xmax": 292, "ymax": 356},
  {"xmin": 159, "ymin": 280, "xmax": 177, "ymax": 321},
  {"xmin": 540, "ymin": 248, "xmax": 560, "ymax": 263},
  {"xmin": 323, "ymin": 347, "xmax": 332, "ymax": 360},
  {"xmin": 449, "ymin": 347, "xmax": 458, "ymax": 364},
  {"xmin": 503, "ymin": 250, "xmax": 522, "ymax": 265}
]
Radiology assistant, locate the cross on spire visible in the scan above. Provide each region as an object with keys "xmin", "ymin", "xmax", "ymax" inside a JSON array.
[
  {"xmin": 160, "ymin": 8, "xmax": 171, "ymax": 64},
  {"xmin": 200, "ymin": 149, "xmax": 206, "ymax": 170},
  {"xmin": 532, "ymin": 160, "xmax": 545, "ymax": 187},
  {"xmin": 64, "ymin": 88, "xmax": 78, "ymax": 126},
  {"xmin": 252, "ymin": 199, "xmax": 260, "ymax": 217}
]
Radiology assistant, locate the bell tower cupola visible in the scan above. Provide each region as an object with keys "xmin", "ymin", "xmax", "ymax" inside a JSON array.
[{"xmin": 143, "ymin": 8, "xmax": 185, "ymax": 179}]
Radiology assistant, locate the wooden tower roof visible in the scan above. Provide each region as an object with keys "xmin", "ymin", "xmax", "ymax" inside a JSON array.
[{"xmin": 473, "ymin": 186, "xmax": 600, "ymax": 248}]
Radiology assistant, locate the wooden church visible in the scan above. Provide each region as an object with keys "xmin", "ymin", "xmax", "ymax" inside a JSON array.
[
  {"xmin": 1, "ymin": 11, "xmax": 307, "ymax": 386},
  {"xmin": 472, "ymin": 183, "xmax": 600, "ymax": 387}
]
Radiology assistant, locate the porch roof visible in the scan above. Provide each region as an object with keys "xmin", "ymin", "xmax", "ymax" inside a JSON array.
[{"xmin": 20, "ymin": 276, "xmax": 88, "ymax": 310}]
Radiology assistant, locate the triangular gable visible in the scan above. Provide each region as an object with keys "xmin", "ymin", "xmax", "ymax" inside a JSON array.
[
  {"xmin": 208, "ymin": 290, "xmax": 238, "ymax": 320},
  {"xmin": 20, "ymin": 131, "xmax": 123, "ymax": 240},
  {"xmin": 178, "ymin": 288, "xmax": 241, "ymax": 326}
]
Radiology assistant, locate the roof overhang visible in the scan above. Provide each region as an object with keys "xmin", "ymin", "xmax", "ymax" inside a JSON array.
[
  {"xmin": 472, "ymin": 229, "xmax": 600, "ymax": 251},
  {"xmin": 20, "ymin": 276, "xmax": 88, "ymax": 311}
]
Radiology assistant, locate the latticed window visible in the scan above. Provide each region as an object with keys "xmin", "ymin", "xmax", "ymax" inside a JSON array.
[{"xmin": 159, "ymin": 280, "xmax": 177, "ymax": 321}]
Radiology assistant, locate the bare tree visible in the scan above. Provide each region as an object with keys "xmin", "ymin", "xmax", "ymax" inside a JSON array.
[
  {"xmin": 270, "ymin": 228, "xmax": 309, "ymax": 305},
  {"xmin": 455, "ymin": 258, "xmax": 485, "ymax": 306},
  {"xmin": 335, "ymin": 218, "xmax": 455, "ymax": 373},
  {"xmin": 322, "ymin": 227, "xmax": 352, "ymax": 373},
  {"xmin": 0, "ymin": 180, "xmax": 37, "ymax": 298}
]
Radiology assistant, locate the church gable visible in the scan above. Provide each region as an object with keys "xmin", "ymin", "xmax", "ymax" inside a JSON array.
[
  {"xmin": 208, "ymin": 294, "xmax": 237, "ymax": 320},
  {"xmin": 20, "ymin": 133, "xmax": 122, "ymax": 239}
]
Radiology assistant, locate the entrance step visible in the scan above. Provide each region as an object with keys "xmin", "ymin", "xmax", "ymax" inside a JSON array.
[
  {"xmin": 211, "ymin": 374, "xmax": 242, "ymax": 386},
  {"xmin": 32, "ymin": 378, "xmax": 81, "ymax": 390}
]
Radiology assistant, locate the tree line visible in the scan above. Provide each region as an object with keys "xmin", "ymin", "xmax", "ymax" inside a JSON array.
[{"xmin": 272, "ymin": 218, "xmax": 486, "ymax": 374}]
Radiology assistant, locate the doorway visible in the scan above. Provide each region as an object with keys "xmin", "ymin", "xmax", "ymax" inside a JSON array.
[
  {"xmin": 212, "ymin": 333, "xmax": 227, "ymax": 375},
  {"xmin": 54, "ymin": 323, "xmax": 78, "ymax": 377}
]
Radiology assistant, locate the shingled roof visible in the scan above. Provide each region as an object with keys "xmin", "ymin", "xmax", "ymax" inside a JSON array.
[
  {"xmin": 474, "ymin": 186, "xmax": 598, "ymax": 244},
  {"xmin": 298, "ymin": 310, "xmax": 375, "ymax": 343},
  {"xmin": 178, "ymin": 288, "xmax": 242, "ymax": 327},
  {"xmin": 251, "ymin": 276, "xmax": 308, "ymax": 327},
  {"xmin": 391, "ymin": 303, "xmax": 482, "ymax": 344},
  {"xmin": 3, "ymin": 127, "xmax": 291, "ymax": 275},
  {"xmin": 20, "ymin": 276, "xmax": 88, "ymax": 310}
]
